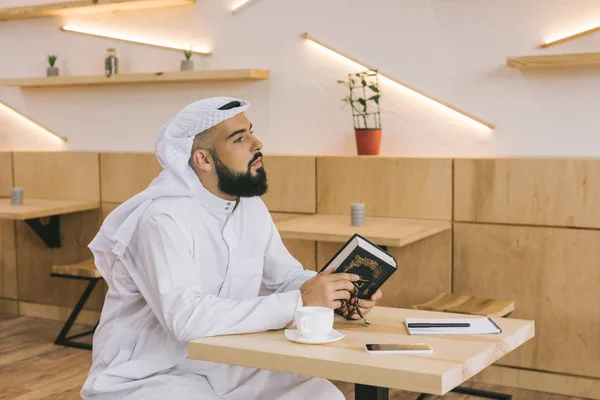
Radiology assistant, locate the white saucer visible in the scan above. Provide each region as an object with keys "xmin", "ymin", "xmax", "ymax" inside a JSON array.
[{"xmin": 284, "ymin": 329, "xmax": 345, "ymax": 344}]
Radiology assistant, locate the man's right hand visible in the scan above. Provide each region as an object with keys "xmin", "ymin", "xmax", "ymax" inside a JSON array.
[{"xmin": 300, "ymin": 269, "xmax": 360, "ymax": 309}]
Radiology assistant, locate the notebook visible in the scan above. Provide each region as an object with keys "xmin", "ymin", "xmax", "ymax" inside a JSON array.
[{"xmin": 404, "ymin": 317, "xmax": 502, "ymax": 335}]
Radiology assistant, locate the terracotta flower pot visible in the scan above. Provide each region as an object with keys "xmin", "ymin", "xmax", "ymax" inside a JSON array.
[{"xmin": 355, "ymin": 129, "xmax": 382, "ymax": 155}]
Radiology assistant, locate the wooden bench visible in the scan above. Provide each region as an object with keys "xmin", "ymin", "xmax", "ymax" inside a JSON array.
[
  {"xmin": 413, "ymin": 293, "xmax": 515, "ymax": 400},
  {"xmin": 50, "ymin": 259, "xmax": 102, "ymax": 350},
  {"xmin": 413, "ymin": 292, "xmax": 515, "ymax": 318}
]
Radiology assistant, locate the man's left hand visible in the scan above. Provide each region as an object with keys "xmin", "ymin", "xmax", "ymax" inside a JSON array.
[{"xmin": 350, "ymin": 289, "xmax": 383, "ymax": 319}]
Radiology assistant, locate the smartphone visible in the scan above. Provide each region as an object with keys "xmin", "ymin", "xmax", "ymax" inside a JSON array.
[{"xmin": 365, "ymin": 343, "xmax": 433, "ymax": 354}]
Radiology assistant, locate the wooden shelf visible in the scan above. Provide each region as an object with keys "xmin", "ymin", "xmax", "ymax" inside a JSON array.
[
  {"xmin": 0, "ymin": 0, "xmax": 195, "ymax": 21},
  {"xmin": 0, "ymin": 69, "xmax": 270, "ymax": 88},
  {"xmin": 507, "ymin": 52, "xmax": 600, "ymax": 69},
  {"xmin": 0, "ymin": 198, "xmax": 99, "ymax": 220},
  {"xmin": 274, "ymin": 213, "xmax": 451, "ymax": 248}
]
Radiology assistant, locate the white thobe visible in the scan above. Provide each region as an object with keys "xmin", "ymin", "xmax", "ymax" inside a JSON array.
[{"xmin": 81, "ymin": 186, "xmax": 344, "ymax": 400}]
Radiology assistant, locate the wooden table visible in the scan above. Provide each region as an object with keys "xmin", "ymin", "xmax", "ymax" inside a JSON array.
[
  {"xmin": 275, "ymin": 213, "xmax": 451, "ymax": 248},
  {"xmin": 0, "ymin": 198, "xmax": 99, "ymax": 248},
  {"xmin": 0, "ymin": 198, "xmax": 99, "ymax": 220},
  {"xmin": 189, "ymin": 307, "xmax": 534, "ymax": 399}
]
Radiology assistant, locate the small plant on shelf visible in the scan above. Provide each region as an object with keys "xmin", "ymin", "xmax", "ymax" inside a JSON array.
[
  {"xmin": 47, "ymin": 54, "xmax": 59, "ymax": 77},
  {"xmin": 337, "ymin": 69, "xmax": 382, "ymax": 155},
  {"xmin": 181, "ymin": 49, "xmax": 194, "ymax": 71}
]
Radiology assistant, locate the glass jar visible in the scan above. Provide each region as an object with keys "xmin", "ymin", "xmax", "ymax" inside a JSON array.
[{"xmin": 105, "ymin": 48, "xmax": 118, "ymax": 77}]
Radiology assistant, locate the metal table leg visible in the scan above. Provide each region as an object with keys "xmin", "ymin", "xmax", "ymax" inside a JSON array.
[{"xmin": 355, "ymin": 384, "xmax": 389, "ymax": 400}]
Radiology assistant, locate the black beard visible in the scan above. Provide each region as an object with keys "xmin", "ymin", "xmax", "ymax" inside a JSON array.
[{"xmin": 210, "ymin": 149, "xmax": 268, "ymax": 198}]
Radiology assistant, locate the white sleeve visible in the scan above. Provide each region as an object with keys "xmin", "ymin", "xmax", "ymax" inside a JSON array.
[
  {"xmin": 261, "ymin": 210, "xmax": 317, "ymax": 294},
  {"xmin": 127, "ymin": 213, "xmax": 301, "ymax": 343}
]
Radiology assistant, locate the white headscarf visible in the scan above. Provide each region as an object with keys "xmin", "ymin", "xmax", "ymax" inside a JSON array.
[{"xmin": 89, "ymin": 97, "xmax": 249, "ymax": 283}]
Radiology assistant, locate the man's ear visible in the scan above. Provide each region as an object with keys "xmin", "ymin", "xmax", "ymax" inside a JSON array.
[{"xmin": 191, "ymin": 149, "xmax": 213, "ymax": 172}]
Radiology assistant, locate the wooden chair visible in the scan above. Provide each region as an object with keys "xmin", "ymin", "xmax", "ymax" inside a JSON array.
[
  {"xmin": 50, "ymin": 259, "xmax": 102, "ymax": 350},
  {"xmin": 413, "ymin": 293, "xmax": 515, "ymax": 400}
]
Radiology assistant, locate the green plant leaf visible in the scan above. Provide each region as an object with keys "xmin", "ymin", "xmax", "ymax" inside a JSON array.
[
  {"xmin": 368, "ymin": 85, "xmax": 379, "ymax": 93},
  {"xmin": 368, "ymin": 95, "xmax": 380, "ymax": 104},
  {"xmin": 361, "ymin": 79, "xmax": 367, "ymax": 87},
  {"xmin": 341, "ymin": 97, "xmax": 350, "ymax": 103},
  {"xmin": 357, "ymin": 98, "xmax": 366, "ymax": 106},
  {"xmin": 337, "ymin": 80, "xmax": 346, "ymax": 84}
]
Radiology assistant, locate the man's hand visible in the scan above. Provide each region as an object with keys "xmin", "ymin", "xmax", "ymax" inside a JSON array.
[
  {"xmin": 300, "ymin": 269, "xmax": 360, "ymax": 309},
  {"xmin": 350, "ymin": 289, "xmax": 383, "ymax": 320}
]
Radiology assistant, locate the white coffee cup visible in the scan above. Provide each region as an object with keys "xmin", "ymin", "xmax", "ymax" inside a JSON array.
[{"xmin": 295, "ymin": 306, "xmax": 334, "ymax": 340}]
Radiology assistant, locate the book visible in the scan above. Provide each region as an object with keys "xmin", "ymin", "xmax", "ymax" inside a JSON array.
[
  {"xmin": 319, "ymin": 233, "xmax": 398, "ymax": 302},
  {"xmin": 404, "ymin": 317, "xmax": 502, "ymax": 335}
]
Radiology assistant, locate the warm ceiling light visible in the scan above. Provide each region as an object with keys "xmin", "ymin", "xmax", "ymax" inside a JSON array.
[
  {"xmin": 0, "ymin": 102, "xmax": 67, "ymax": 144},
  {"xmin": 231, "ymin": 0, "xmax": 259, "ymax": 14},
  {"xmin": 301, "ymin": 33, "xmax": 494, "ymax": 130},
  {"xmin": 541, "ymin": 24, "xmax": 600, "ymax": 48},
  {"xmin": 60, "ymin": 25, "xmax": 212, "ymax": 56}
]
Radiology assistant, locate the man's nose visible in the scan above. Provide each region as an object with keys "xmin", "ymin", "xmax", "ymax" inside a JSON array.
[{"xmin": 253, "ymin": 137, "xmax": 263, "ymax": 152}]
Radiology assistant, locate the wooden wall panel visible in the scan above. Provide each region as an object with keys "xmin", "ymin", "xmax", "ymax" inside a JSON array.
[
  {"xmin": 0, "ymin": 220, "xmax": 17, "ymax": 299},
  {"xmin": 100, "ymin": 153, "xmax": 317, "ymax": 212},
  {"xmin": 271, "ymin": 212, "xmax": 316, "ymax": 271},
  {"xmin": 0, "ymin": 298, "xmax": 18, "ymax": 315},
  {"xmin": 13, "ymin": 152, "xmax": 100, "ymax": 201},
  {"xmin": 0, "ymin": 152, "xmax": 12, "ymax": 197},
  {"xmin": 19, "ymin": 301, "xmax": 100, "ymax": 326},
  {"xmin": 101, "ymin": 202, "xmax": 120, "ymax": 220},
  {"xmin": 16, "ymin": 210, "xmax": 106, "ymax": 311},
  {"xmin": 474, "ymin": 365, "xmax": 600, "ymax": 400},
  {"xmin": 317, "ymin": 231, "xmax": 451, "ymax": 308},
  {"xmin": 283, "ymin": 240, "xmax": 316, "ymax": 271},
  {"xmin": 317, "ymin": 156, "xmax": 452, "ymax": 219},
  {"xmin": 100, "ymin": 153, "xmax": 162, "ymax": 203},
  {"xmin": 0, "ymin": 151, "xmax": 15, "ymax": 298},
  {"xmin": 454, "ymin": 223, "xmax": 600, "ymax": 377},
  {"xmin": 261, "ymin": 155, "xmax": 316, "ymax": 213},
  {"xmin": 455, "ymin": 158, "xmax": 600, "ymax": 228}
]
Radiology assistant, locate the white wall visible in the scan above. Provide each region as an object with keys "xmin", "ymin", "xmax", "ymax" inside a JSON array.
[
  {"xmin": 1, "ymin": 0, "xmax": 600, "ymax": 156},
  {"xmin": 0, "ymin": 101, "xmax": 66, "ymax": 150}
]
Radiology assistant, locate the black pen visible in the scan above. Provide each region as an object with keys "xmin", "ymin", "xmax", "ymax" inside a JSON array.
[{"xmin": 408, "ymin": 323, "xmax": 471, "ymax": 328}]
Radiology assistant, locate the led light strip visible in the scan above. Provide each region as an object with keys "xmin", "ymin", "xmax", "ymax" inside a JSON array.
[
  {"xmin": 231, "ymin": 0, "xmax": 260, "ymax": 14},
  {"xmin": 302, "ymin": 33, "xmax": 494, "ymax": 130},
  {"xmin": 60, "ymin": 25, "xmax": 212, "ymax": 56},
  {"xmin": 540, "ymin": 25, "xmax": 600, "ymax": 49},
  {"xmin": 0, "ymin": 102, "xmax": 67, "ymax": 143}
]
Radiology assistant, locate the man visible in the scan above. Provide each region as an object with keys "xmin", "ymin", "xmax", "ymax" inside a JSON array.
[{"xmin": 81, "ymin": 97, "xmax": 382, "ymax": 399}]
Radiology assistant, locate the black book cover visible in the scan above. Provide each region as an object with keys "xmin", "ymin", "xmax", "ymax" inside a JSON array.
[{"xmin": 319, "ymin": 233, "xmax": 397, "ymax": 300}]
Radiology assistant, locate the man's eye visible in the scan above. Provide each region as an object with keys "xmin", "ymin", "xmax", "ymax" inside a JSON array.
[
  {"xmin": 234, "ymin": 136, "xmax": 243, "ymax": 143},
  {"xmin": 250, "ymin": 130, "xmax": 255, "ymax": 135}
]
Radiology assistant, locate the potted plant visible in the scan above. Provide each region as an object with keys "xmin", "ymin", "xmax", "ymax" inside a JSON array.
[
  {"xmin": 47, "ymin": 55, "xmax": 59, "ymax": 77},
  {"xmin": 338, "ymin": 69, "xmax": 381, "ymax": 155},
  {"xmin": 181, "ymin": 49, "xmax": 194, "ymax": 71}
]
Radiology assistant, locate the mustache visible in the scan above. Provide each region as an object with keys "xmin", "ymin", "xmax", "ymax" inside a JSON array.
[{"xmin": 248, "ymin": 152, "xmax": 263, "ymax": 167}]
